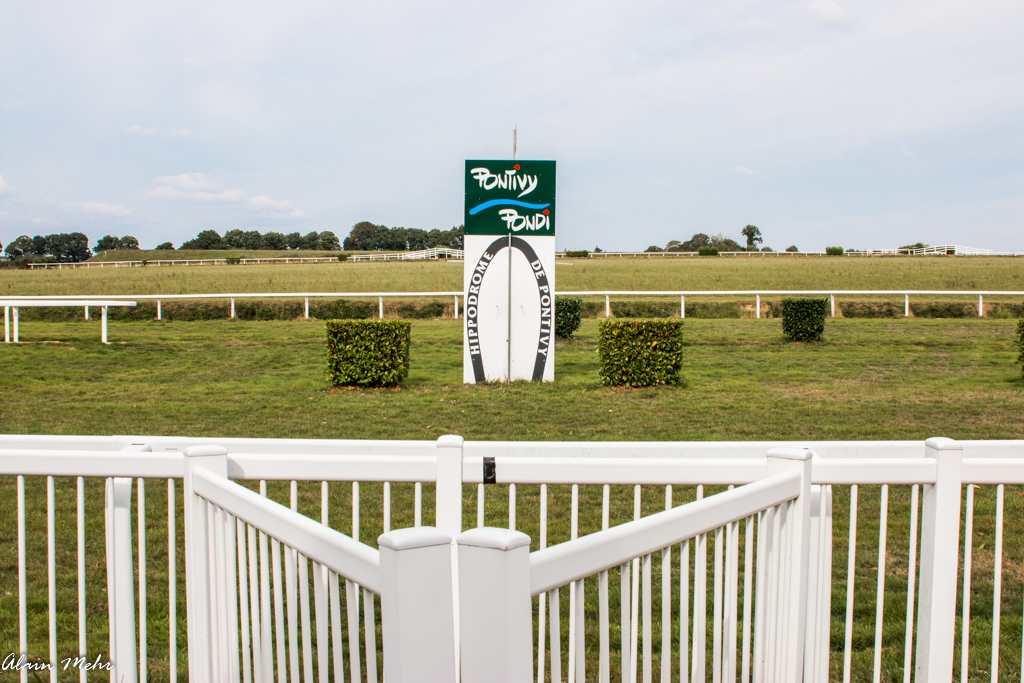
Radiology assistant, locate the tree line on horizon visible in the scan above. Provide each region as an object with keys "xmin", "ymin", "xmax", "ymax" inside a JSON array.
[
  {"xmin": 644, "ymin": 225, "xmax": 799, "ymax": 253},
  {"xmin": 341, "ymin": 222, "xmax": 465, "ymax": 251}
]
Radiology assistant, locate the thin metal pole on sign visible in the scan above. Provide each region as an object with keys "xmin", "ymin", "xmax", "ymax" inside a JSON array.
[{"xmin": 507, "ymin": 233, "xmax": 513, "ymax": 383}]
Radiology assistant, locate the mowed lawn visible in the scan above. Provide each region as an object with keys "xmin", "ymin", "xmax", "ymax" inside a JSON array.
[
  {"xmin": 2, "ymin": 255, "xmax": 1023, "ymax": 299},
  {"xmin": 2, "ymin": 316, "xmax": 1024, "ymax": 681}
]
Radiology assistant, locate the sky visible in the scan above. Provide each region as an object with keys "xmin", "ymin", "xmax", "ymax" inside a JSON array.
[{"xmin": 0, "ymin": 0, "xmax": 1022, "ymax": 253}]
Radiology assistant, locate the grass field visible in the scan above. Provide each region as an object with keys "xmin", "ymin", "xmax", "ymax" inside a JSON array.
[
  {"xmin": 2, "ymin": 316, "xmax": 1024, "ymax": 680},
  {"xmin": 88, "ymin": 248, "xmax": 349, "ymax": 262},
  {"xmin": 2, "ymin": 256, "xmax": 1023, "ymax": 299}
]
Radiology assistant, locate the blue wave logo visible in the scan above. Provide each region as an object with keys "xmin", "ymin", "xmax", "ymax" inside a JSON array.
[{"xmin": 468, "ymin": 199, "xmax": 551, "ymax": 216}]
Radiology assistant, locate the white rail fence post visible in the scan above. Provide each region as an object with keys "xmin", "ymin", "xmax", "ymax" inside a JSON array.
[
  {"xmin": 436, "ymin": 435, "xmax": 465, "ymax": 677},
  {"xmin": 457, "ymin": 528, "xmax": 533, "ymax": 683},
  {"xmin": 14, "ymin": 306, "xmax": 19, "ymax": 342},
  {"xmin": 101, "ymin": 306, "xmax": 108, "ymax": 343},
  {"xmin": 4, "ymin": 306, "xmax": 8, "ymax": 342},
  {"xmin": 914, "ymin": 437, "xmax": 963, "ymax": 683},
  {"xmin": 765, "ymin": 447, "xmax": 814, "ymax": 680},
  {"xmin": 183, "ymin": 445, "xmax": 229, "ymax": 682},
  {"xmin": 804, "ymin": 479, "xmax": 833, "ymax": 682},
  {"xmin": 756, "ymin": 293, "xmax": 760, "ymax": 318},
  {"xmin": 379, "ymin": 527, "xmax": 457, "ymax": 682},
  {"xmin": 157, "ymin": 299, "xmax": 161, "ymax": 320},
  {"xmin": 379, "ymin": 296, "xmax": 384, "ymax": 319}
]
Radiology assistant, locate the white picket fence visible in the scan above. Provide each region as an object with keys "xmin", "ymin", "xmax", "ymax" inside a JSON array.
[{"xmin": 2, "ymin": 435, "xmax": 1024, "ymax": 681}]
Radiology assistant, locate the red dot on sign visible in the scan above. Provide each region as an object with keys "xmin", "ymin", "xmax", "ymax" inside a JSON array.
[
  {"xmin": 514, "ymin": 164, "xmax": 520, "ymax": 170},
  {"xmin": 543, "ymin": 209, "xmax": 550, "ymax": 215}
]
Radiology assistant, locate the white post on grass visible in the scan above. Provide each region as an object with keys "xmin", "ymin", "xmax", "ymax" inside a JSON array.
[
  {"xmin": 605, "ymin": 295, "xmax": 610, "ymax": 317},
  {"xmin": 4, "ymin": 306, "xmax": 8, "ymax": 342},
  {"xmin": 13, "ymin": 306, "xmax": 18, "ymax": 342},
  {"xmin": 435, "ymin": 435, "xmax": 465, "ymax": 678},
  {"xmin": 457, "ymin": 528, "xmax": 533, "ymax": 683},
  {"xmin": 379, "ymin": 296, "xmax": 384, "ymax": 319},
  {"xmin": 182, "ymin": 445, "xmax": 229, "ymax": 683},
  {"xmin": 765, "ymin": 447, "xmax": 813, "ymax": 680},
  {"xmin": 378, "ymin": 527, "xmax": 456, "ymax": 682},
  {"xmin": 230, "ymin": 298, "xmax": 235, "ymax": 319},
  {"xmin": 681, "ymin": 296, "xmax": 685, "ymax": 319},
  {"xmin": 756, "ymin": 294, "xmax": 760, "ymax": 319},
  {"xmin": 978, "ymin": 295, "xmax": 983, "ymax": 317},
  {"xmin": 454, "ymin": 295, "xmax": 459, "ymax": 319},
  {"xmin": 102, "ymin": 307, "xmax": 108, "ymax": 343},
  {"xmin": 905, "ymin": 294, "xmax": 909, "ymax": 317},
  {"xmin": 157, "ymin": 299, "xmax": 162, "ymax": 320},
  {"xmin": 85, "ymin": 305, "xmax": 89, "ymax": 320},
  {"xmin": 304, "ymin": 297, "xmax": 309, "ymax": 319},
  {"xmin": 914, "ymin": 438, "xmax": 963, "ymax": 683},
  {"xmin": 831, "ymin": 294, "xmax": 835, "ymax": 317}
]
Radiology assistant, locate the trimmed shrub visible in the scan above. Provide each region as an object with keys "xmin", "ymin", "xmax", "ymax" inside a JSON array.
[
  {"xmin": 782, "ymin": 298, "xmax": 828, "ymax": 341},
  {"xmin": 825, "ymin": 246, "xmax": 844, "ymax": 256},
  {"xmin": 611, "ymin": 300, "xmax": 670, "ymax": 319},
  {"xmin": 564, "ymin": 250, "xmax": 589, "ymax": 258},
  {"xmin": 555, "ymin": 297, "xmax": 583, "ymax": 337},
  {"xmin": 697, "ymin": 246, "xmax": 719, "ymax": 256},
  {"xmin": 337, "ymin": 253, "xmax": 350, "ymax": 262},
  {"xmin": 1016, "ymin": 319, "xmax": 1024, "ymax": 378},
  {"xmin": 599, "ymin": 319, "xmax": 684, "ymax": 387},
  {"xmin": 325, "ymin": 320, "xmax": 411, "ymax": 387},
  {"xmin": 321, "ymin": 299, "xmax": 375, "ymax": 320}
]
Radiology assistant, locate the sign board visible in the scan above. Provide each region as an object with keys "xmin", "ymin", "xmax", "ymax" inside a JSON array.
[{"xmin": 463, "ymin": 160, "xmax": 556, "ymax": 383}]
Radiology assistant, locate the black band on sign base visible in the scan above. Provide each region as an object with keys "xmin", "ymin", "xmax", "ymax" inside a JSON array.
[
  {"xmin": 465, "ymin": 236, "xmax": 553, "ymax": 383},
  {"xmin": 483, "ymin": 457, "xmax": 497, "ymax": 484}
]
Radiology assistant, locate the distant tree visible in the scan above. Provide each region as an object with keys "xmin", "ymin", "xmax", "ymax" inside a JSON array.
[
  {"xmin": 180, "ymin": 230, "xmax": 226, "ymax": 250},
  {"xmin": 299, "ymin": 231, "xmax": 320, "ymax": 250},
  {"xmin": 223, "ymin": 229, "xmax": 245, "ymax": 249},
  {"xmin": 94, "ymin": 235, "xmax": 121, "ymax": 253},
  {"xmin": 645, "ymin": 245, "xmax": 664, "ymax": 253},
  {"xmin": 318, "ymin": 231, "xmax": 341, "ymax": 251},
  {"xmin": 119, "ymin": 235, "xmax": 140, "ymax": 250},
  {"xmin": 710, "ymin": 233, "xmax": 744, "ymax": 252},
  {"xmin": 760, "ymin": 246, "xmax": 774, "ymax": 252},
  {"xmin": 785, "ymin": 245, "xmax": 799, "ymax": 252},
  {"xmin": 45, "ymin": 232, "xmax": 91, "ymax": 262},
  {"xmin": 261, "ymin": 232, "xmax": 287, "ymax": 250},
  {"xmin": 155, "ymin": 242, "xmax": 175, "ymax": 250},
  {"xmin": 241, "ymin": 230, "xmax": 264, "ymax": 250},
  {"xmin": 5, "ymin": 235, "xmax": 33, "ymax": 258},
  {"xmin": 680, "ymin": 233, "xmax": 711, "ymax": 251},
  {"xmin": 406, "ymin": 228, "xmax": 430, "ymax": 251},
  {"xmin": 594, "ymin": 246, "xmax": 604, "ymax": 253},
  {"xmin": 741, "ymin": 225, "xmax": 763, "ymax": 250},
  {"xmin": 284, "ymin": 232, "xmax": 302, "ymax": 250},
  {"xmin": 665, "ymin": 240, "xmax": 684, "ymax": 252},
  {"xmin": 343, "ymin": 221, "xmax": 382, "ymax": 251},
  {"xmin": 30, "ymin": 235, "xmax": 48, "ymax": 256},
  {"xmin": 898, "ymin": 242, "xmax": 928, "ymax": 254}
]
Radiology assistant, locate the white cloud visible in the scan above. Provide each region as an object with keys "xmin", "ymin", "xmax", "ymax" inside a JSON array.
[
  {"xmin": 0, "ymin": 175, "xmax": 11, "ymax": 194},
  {"xmin": 150, "ymin": 174, "xmax": 303, "ymax": 216},
  {"xmin": 126, "ymin": 125, "xmax": 158, "ymax": 135},
  {"xmin": 736, "ymin": 166, "xmax": 756, "ymax": 175},
  {"xmin": 248, "ymin": 195, "xmax": 292, "ymax": 211},
  {"xmin": 64, "ymin": 201, "xmax": 132, "ymax": 216},
  {"xmin": 807, "ymin": 0, "xmax": 854, "ymax": 28},
  {"xmin": 170, "ymin": 128, "xmax": 194, "ymax": 138}
]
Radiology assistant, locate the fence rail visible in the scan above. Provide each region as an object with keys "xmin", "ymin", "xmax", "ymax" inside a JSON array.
[{"xmin": 2, "ymin": 435, "xmax": 1024, "ymax": 681}]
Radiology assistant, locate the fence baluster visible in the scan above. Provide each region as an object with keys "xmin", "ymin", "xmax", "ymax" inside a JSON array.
[
  {"xmin": 631, "ymin": 486, "xmax": 641, "ymax": 683},
  {"xmin": 312, "ymin": 560, "xmax": 329, "ymax": 683},
  {"xmin": 329, "ymin": 570, "xmax": 345, "ymax": 683},
  {"xmin": 551, "ymin": 588, "xmax": 562, "ymax": 683},
  {"xmin": 48, "ymin": 476, "xmax": 57, "ymax": 676},
  {"xmin": 873, "ymin": 485, "xmax": 889, "ymax": 683},
  {"xmin": 246, "ymin": 524, "xmax": 263, "ymax": 683},
  {"xmin": 414, "ymin": 482, "xmax": 422, "ymax": 527},
  {"xmin": 693, "ymin": 485, "xmax": 707, "ymax": 683},
  {"xmin": 299, "ymin": 552, "xmax": 314, "ymax": 683},
  {"xmin": 237, "ymin": 520, "xmax": 252, "ymax": 683},
  {"xmin": 364, "ymin": 588, "xmax": 378, "ymax": 683},
  {"xmin": 662, "ymin": 486, "xmax": 673, "ymax": 683},
  {"xmin": 903, "ymin": 485, "xmax": 919, "ymax": 683},
  {"xmin": 713, "ymin": 524, "xmax": 724, "ymax": 683},
  {"xmin": 843, "ymin": 485, "xmax": 859, "ymax": 683},
  {"xmin": 600, "ymin": 484, "xmax": 611, "ymax": 683},
  {"xmin": 138, "ymin": 478, "xmax": 147, "ymax": 683},
  {"xmin": 991, "ymin": 484, "xmax": 1005, "ymax": 679},
  {"xmin": 960, "ymin": 484, "xmax": 974, "ymax": 683},
  {"xmin": 510, "ymin": 483, "xmax": 517, "ymax": 530}
]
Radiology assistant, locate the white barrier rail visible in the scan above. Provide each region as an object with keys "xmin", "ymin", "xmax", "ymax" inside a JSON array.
[
  {"xmin": 3, "ymin": 288, "xmax": 1023, "ymax": 325},
  {"xmin": 1, "ymin": 435, "xmax": 1021, "ymax": 681}
]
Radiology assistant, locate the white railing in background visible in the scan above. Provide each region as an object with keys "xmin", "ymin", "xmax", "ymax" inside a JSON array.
[
  {"xmin": 4, "ymin": 289, "xmax": 1023, "ymax": 331},
  {"xmin": 347, "ymin": 247, "xmax": 464, "ymax": 262},
  {"xmin": 573, "ymin": 249, "xmax": 1024, "ymax": 258},
  {"xmin": 2, "ymin": 435, "xmax": 1024, "ymax": 680}
]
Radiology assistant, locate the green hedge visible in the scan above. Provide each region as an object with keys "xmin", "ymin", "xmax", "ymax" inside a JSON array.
[
  {"xmin": 782, "ymin": 298, "xmax": 828, "ymax": 341},
  {"xmin": 564, "ymin": 250, "xmax": 589, "ymax": 258},
  {"xmin": 599, "ymin": 319, "xmax": 684, "ymax": 387},
  {"xmin": 697, "ymin": 246, "xmax": 718, "ymax": 256},
  {"xmin": 1016, "ymin": 319, "xmax": 1024, "ymax": 379},
  {"xmin": 555, "ymin": 297, "xmax": 583, "ymax": 338},
  {"xmin": 325, "ymin": 320, "xmax": 411, "ymax": 387},
  {"xmin": 825, "ymin": 246, "xmax": 844, "ymax": 256}
]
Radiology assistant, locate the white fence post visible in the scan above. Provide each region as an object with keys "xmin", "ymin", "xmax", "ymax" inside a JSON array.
[
  {"xmin": 606, "ymin": 294, "xmax": 610, "ymax": 317},
  {"xmin": 830, "ymin": 294, "xmax": 835, "ymax": 318},
  {"xmin": 915, "ymin": 437, "xmax": 963, "ymax": 683},
  {"xmin": 905, "ymin": 294, "xmax": 910, "ymax": 317},
  {"xmin": 4, "ymin": 306, "xmax": 8, "ymax": 342},
  {"xmin": 765, "ymin": 447, "xmax": 813, "ymax": 680},
  {"xmin": 183, "ymin": 445, "xmax": 229, "ymax": 683},
  {"xmin": 454, "ymin": 295, "xmax": 459, "ymax": 319},
  {"xmin": 157, "ymin": 299, "xmax": 161, "ymax": 320},
  {"xmin": 379, "ymin": 296, "xmax": 384, "ymax": 319},
  {"xmin": 978, "ymin": 294, "xmax": 983, "ymax": 317},
  {"xmin": 230, "ymin": 298, "xmax": 235, "ymax": 319},
  {"xmin": 681, "ymin": 295, "xmax": 685, "ymax": 319},
  {"xmin": 101, "ymin": 306, "xmax": 108, "ymax": 343},
  {"xmin": 84, "ymin": 305, "xmax": 89, "ymax": 320},
  {"xmin": 457, "ymin": 528, "xmax": 533, "ymax": 683},
  {"xmin": 304, "ymin": 296, "xmax": 309, "ymax": 319},
  {"xmin": 436, "ymin": 435, "xmax": 465, "ymax": 677},
  {"xmin": 378, "ymin": 527, "xmax": 456, "ymax": 682},
  {"xmin": 756, "ymin": 294, "xmax": 760, "ymax": 318},
  {"xmin": 804, "ymin": 481, "xmax": 833, "ymax": 683},
  {"xmin": 13, "ymin": 306, "xmax": 18, "ymax": 342}
]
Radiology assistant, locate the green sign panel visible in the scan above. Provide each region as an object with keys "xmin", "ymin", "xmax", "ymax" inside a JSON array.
[{"xmin": 464, "ymin": 160, "xmax": 556, "ymax": 237}]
